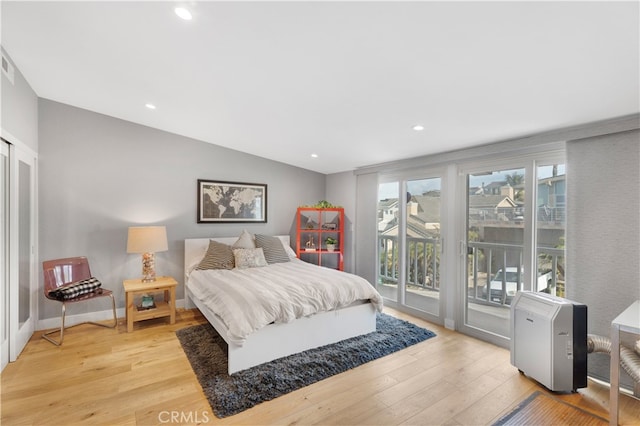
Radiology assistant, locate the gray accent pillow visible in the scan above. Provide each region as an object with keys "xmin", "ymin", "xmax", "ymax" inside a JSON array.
[
  {"xmin": 196, "ymin": 240, "xmax": 235, "ymax": 270},
  {"xmin": 232, "ymin": 229, "xmax": 255, "ymax": 249},
  {"xmin": 255, "ymin": 234, "xmax": 291, "ymax": 264}
]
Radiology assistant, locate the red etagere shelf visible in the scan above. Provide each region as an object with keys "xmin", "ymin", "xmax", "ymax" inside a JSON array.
[{"xmin": 296, "ymin": 207, "xmax": 344, "ymax": 271}]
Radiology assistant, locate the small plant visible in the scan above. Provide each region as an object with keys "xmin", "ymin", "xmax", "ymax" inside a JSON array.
[
  {"xmin": 325, "ymin": 236, "xmax": 338, "ymax": 252},
  {"xmin": 315, "ymin": 200, "xmax": 335, "ymax": 208},
  {"xmin": 299, "ymin": 200, "xmax": 342, "ymax": 209}
]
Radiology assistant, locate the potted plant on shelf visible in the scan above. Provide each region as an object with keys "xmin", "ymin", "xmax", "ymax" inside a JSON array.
[{"xmin": 325, "ymin": 237, "xmax": 338, "ymax": 252}]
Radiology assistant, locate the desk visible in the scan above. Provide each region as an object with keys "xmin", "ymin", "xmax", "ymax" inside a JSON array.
[{"xmin": 610, "ymin": 300, "xmax": 640, "ymax": 425}]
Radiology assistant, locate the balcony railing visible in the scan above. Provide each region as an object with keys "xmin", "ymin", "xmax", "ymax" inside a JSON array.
[
  {"xmin": 467, "ymin": 241, "xmax": 565, "ymax": 306},
  {"xmin": 468, "ymin": 206, "xmax": 566, "ymax": 226},
  {"xmin": 378, "ymin": 235, "xmax": 440, "ymax": 291},
  {"xmin": 378, "ymin": 235, "xmax": 565, "ymax": 307}
]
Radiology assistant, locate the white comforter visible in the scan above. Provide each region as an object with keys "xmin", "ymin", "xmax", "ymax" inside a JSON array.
[{"xmin": 187, "ymin": 259, "xmax": 383, "ymax": 345}]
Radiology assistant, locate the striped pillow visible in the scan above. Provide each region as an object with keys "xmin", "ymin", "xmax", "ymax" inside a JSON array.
[
  {"xmin": 196, "ymin": 240, "xmax": 235, "ymax": 270},
  {"xmin": 255, "ymin": 234, "xmax": 291, "ymax": 264}
]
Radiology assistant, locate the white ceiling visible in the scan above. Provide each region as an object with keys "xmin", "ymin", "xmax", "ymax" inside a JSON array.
[{"xmin": 2, "ymin": 1, "xmax": 638, "ymax": 174}]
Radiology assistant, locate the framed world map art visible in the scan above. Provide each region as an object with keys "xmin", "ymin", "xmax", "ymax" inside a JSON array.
[{"xmin": 197, "ymin": 179, "xmax": 267, "ymax": 223}]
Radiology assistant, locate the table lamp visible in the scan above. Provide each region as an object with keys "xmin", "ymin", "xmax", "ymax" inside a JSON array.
[{"xmin": 127, "ymin": 226, "xmax": 168, "ymax": 282}]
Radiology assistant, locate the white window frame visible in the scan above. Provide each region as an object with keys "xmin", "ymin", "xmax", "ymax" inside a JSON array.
[
  {"xmin": 377, "ymin": 165, "xmax": 447, "ymax": 325},
  {"xmin": 456, "ymin": 150, "xmax": 566, "ymax": 347}
]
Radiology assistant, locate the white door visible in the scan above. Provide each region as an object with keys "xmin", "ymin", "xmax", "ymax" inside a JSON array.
[
  {"xmin": 458, "ymin": 154, "xmax": 566, "ymax": 347},
  {"xmin": 462, "ymin": 165, "xmax": 527, "ymax": 341},
  {"xmin": 9, "ymin": 145, "xmax": 36, "ymax": 361},
  {"xmin": 403, "ymin": 176, "xmax": 443, "ymax": 319},
  {"xmin": 1, "ymin": 141, "xmax": 9, "ymax": 370},
  {"xmin": 376, "ymin": 169, "xmax": 446, "ymax": 325}
]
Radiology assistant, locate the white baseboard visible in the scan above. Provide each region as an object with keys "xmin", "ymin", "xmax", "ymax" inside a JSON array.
[
  {"xmin": 37, "ymin": 299, "xmax": 186, "ymax": 331},
  {"xmin": 444, "ymin": 318, "xmax": 455, "ymax": 330}
]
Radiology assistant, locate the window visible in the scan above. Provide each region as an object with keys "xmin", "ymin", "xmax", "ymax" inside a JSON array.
[
  {"xmin": 536, "ymin": 163, "xmax": 566, "ymax": 298},
  {"xmin": 462, "ymin": 156, "xmax": 566, "ymax": 342},
  {"xmin": 370, "ymin": 149, "xmax": 566, "ymax": 344},
  {"xmin": 376, "ymin": 172, "xmax": 444, "ymax": 322}
]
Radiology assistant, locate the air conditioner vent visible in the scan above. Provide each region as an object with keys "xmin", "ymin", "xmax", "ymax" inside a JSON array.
[{"xmin": 1, "ymin": 54, "xmax": 15, "ymax": 85}]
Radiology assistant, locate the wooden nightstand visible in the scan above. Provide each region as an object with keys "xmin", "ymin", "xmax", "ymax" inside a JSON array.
[{"xmin": 123, "ymin": 276, "xmax": 177, "ymax": 332}]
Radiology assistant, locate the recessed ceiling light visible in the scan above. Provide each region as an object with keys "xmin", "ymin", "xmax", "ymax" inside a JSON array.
[
  {"xmin": 413, "ymin": 124, "xmax": 425, "ymax": 131},
  {"xmin": 175, "ymin": 7, "xmax": 192, "ymax": 20},
  {"xmin": 311, "ymin": 153, "xmax": 318, "ymax": 158},
  {"xmin": 145, "ymin": 103, "xmax": 156, "ymax": 110}
]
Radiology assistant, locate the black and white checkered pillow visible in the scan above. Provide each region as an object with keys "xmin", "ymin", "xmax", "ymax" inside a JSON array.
[{"xmin": 48, "ymin": 277, "xmax": 102, "ymax": 301}]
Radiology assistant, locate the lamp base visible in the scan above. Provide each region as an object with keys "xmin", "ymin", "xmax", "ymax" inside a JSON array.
[{"xmin": 141, "ymin": 252, "xmax": 156, "ymax": 282}]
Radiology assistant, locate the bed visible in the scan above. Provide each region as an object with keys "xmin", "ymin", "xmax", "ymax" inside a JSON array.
[{"xmin": 184, "ymin": 234, "xmax": 383, "ymax": 375}]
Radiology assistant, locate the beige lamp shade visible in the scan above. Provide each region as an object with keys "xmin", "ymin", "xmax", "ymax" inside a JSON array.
[{"xmin": 126, "ymin": 226, "xmax": 168, "ymax": 254}]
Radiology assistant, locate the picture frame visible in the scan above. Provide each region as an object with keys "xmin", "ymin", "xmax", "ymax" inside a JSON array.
[{"xmin": 197, "ymin": 179, "xmax": 267, "ymax": 223}]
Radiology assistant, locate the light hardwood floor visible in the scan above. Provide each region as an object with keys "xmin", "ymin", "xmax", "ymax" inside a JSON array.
[{"xmin": 2, "ymin": 308, "xmax": 639, "ymax": 425}]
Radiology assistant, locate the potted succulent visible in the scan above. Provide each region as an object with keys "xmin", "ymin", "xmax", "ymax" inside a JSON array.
[{"xmin": 325, "ymin": 237, "xmax": 338, "ymax": 252}]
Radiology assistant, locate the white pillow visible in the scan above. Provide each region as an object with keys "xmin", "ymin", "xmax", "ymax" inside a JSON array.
[
  {"xmin": 282, "ymin": 241, "xmax": 297, "ymax": 259},
  {"xmin": 233, "ymin": 229, "xmax": 255, "ymax": 249},
  {"xmin": 233, "ymin": 248, "xmax": 268, "ymax": 269}
]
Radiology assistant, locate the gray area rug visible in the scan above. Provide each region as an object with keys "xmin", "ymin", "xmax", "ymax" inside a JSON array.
[{"xmin": 176, "ymin": 313, "xmax": 436, "ymax": 418}]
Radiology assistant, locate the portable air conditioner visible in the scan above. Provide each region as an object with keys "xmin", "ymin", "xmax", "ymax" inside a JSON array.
[{"xmin": 510, "ymin": 291, "xmax": 587, "ymax": 392}]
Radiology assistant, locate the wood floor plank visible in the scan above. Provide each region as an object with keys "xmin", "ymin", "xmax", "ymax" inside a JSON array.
[
  {"xmin": 453, "ymin": 373, "xmax": 537, "ymax": 425},
  {"xmin": 275, "ymin": 371, "xmax": 402, "ymax": 426},
  {"xmin": 365, "ymin": 380, "xmax": 460, "ymax": 425},
  {"xmin": 401, "ymin": 374, "xmax": 504, "ymax": 425},
  {"xmin": 2, "ymin": 307, "xmax": 639, "ymax": 425}
]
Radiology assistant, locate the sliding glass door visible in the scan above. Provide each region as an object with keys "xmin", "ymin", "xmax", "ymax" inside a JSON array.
[
  {"xmin": 464, "ymin": 166, "xmax": 526, "ymax": 338},
  {"xmin": 16, "ymin": 152, "xmax": 34, "ymax": 345},
  {"xmin": 461, "ymin": 156, "xmax": 566, "ymax": 343},
  {"xmin": 8, "ymin": 145, "xmax": 37, "ymax": 362},
  {"xmin": 370, "ymin": 148, "xmax": 567, "ymax": 346},
  {"xmin": 404, "ymin": 177, "xmax": 441, "ymax": 317},
  {"xmin": 377, "ymin": 181, "xmax": 400, "ymax": 303},
  {"xmin": 535, "ymin": 163, "xmax": 566, "ymax": 299},
  {"xmin": 377, "ymin": 172, "xmax": 444, "ymax": 323},
  {"xmin": 1, "ymin": 142, "xmax": 8, "ymax": 370}
]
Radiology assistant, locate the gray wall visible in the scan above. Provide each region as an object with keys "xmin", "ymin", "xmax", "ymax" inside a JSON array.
[
  {"xmin": 326, "ymin": 171, "xmax": 357, "ymax": 273},
  {"xmin": 567, "ymin": 129, "xmax": 640, "ymax": 384},
  {"xmin": 1, "ymin": 47, "xmax": 38, "ymax": 150},
  {"xmin": 354, "ymin": 172, "xmax": 378, "ymax": 286},
  {"xmin": 38, "ymin": 99, "xmax": 326, "ymax": 320}
]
